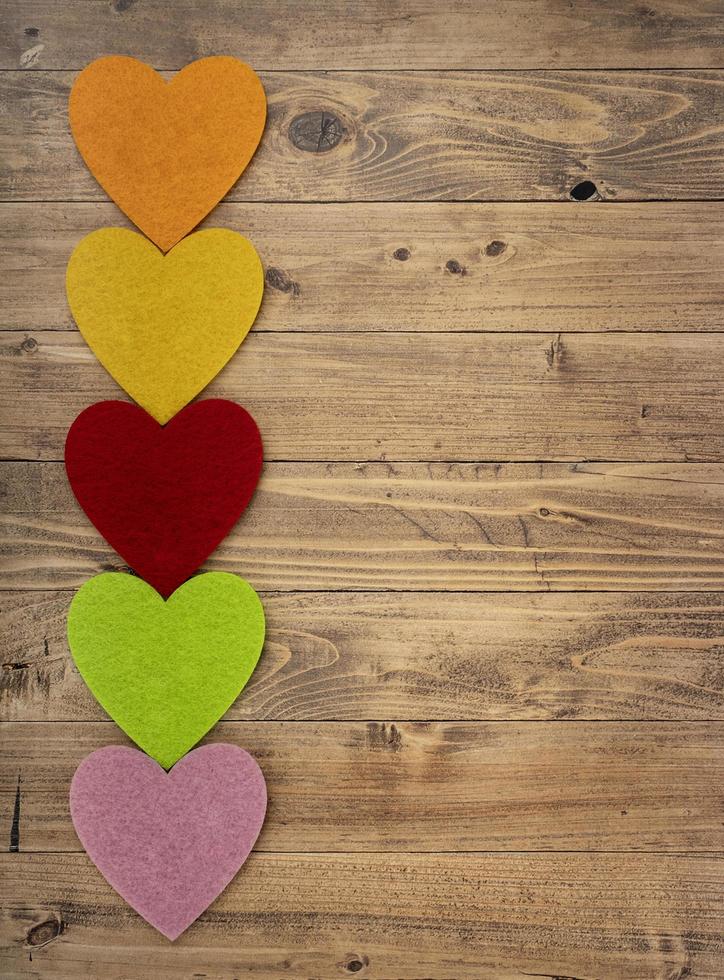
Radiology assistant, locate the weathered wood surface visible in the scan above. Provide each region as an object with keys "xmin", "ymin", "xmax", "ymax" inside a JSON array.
[
  {"xmin": 3, "ymin": 332, "xmax": 724, "ymax": 462},
  {"xmin": 5, "ymin": 1, "xmax": 724, "ymax": 70},
  {"xmin": 3, "ymin": 2, "xmax": 723, "ymax": 976},
  {"xmin": 5, "ymin": 70, "xmax": 724, "ymax": 202},
  {"xmin": 3, "ymin": 590, "xmax": 723, "ymax": 722},
  {"xmin": 3, "ymin": 462, "xmax": 724, "ymax": 592},
  {"xmin": 2, "ymin": 721, "xmax": 723, "ymax": 853},
  {"xmin": 1, "ymin": 852, "xmax": 722, "ymax": 980},
  {"xmin": 3, "ymin": 202, "xmax": 723, "ymax": 333}
]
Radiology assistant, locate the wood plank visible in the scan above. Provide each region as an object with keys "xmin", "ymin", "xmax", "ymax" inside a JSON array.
[
  {"xmin": 3, "ymin": 461, "xmax": 724, "ymax": 592},
  {"xmin": 3, "ymin": 1, "xmax": 723, "ymax": 70},
  {"xmin": 3, "ymin": 202, "xmax": 723, "ymax": 333},
  {"xmin": 3, "ymin": 332, "xmax": 724, "ymax": 462},
  {"xmin": 1, "ymin": 852, "xmax": 722, "ymax": 979},
  {"xmin": 4, "ymin": 70, "xmax": 724, "ymax": 201},
  {"xmin": 3, "ymin": 591, "xmax": 723, "ymax": 722},
  {"xmin": 2, "ymin": 721, "xmax": 723, "ymax": 853}
]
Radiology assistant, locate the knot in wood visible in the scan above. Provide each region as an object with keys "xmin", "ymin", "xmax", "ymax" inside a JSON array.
[
  {"xmin": 289, "ymin": 111, "xmax": 344, "ymax": 153},
  {"xmin": 344, "ymin": 954, "xmax": 369, "ymax": 973},
  {"xmin": 485, "ymin": 240, "xmax": 507, "ymax": 257},
  {"xmin": 393, "ymin": 247, "xmax": 411, "ymax": 261},
  {"xmin": 26, "ymin": 917, "xmax": 62, "ymax": 947},
  {"xmin": 21, "ymin": 337, "xmax": 38, "ymax": 353},
  {"xmin": 265, "ymin": 267, "xmax": 300, "ymax": 295},
  {"xmin": 366, "ymin": 722, "xmax": 402, "ymax": 752}
]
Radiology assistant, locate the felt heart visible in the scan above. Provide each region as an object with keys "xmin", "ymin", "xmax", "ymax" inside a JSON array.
[
  {"xmin": 65, "ymin": 400, "xmax": 263, "ymax": 598},
  {"xmin": 66, "ymin": 227, "xmax": 264, "ymax": 424},
  {"xmin": 71, "ymin": 744, "xmax": 267, "ymax": 940},
  {"xmin": 68, "ymin": 572, "xmax": 265, "ymax": 768},
  {"xmin": 69, "ymin": 56, "xmax": 266, "ymax": 251}
]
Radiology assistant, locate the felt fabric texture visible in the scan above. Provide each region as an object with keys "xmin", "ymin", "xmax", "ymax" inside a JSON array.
[
  {"xmin": 66, "ymin": 227, "xmax": 263, "ymax": 424},
  {"xmin": 67, "ymin": 572, "xmax": 265, "ymax": 769},
  {"xmin": 69, "ymin": 56, "xmax": 266, "ymax": 251},
  {"xmin": 71, "ymin": 744, "xmax": 267, "ymax": 940},
  {"xmin": 65, "ymin": 400, "xmax": 263, "ymax": 598}
]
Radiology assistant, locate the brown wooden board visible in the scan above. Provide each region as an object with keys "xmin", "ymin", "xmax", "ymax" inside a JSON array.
[
  {"xmin": 2, "ymin": 202, "xmax": 723, "ymax": 333},
  {"xmin": 2, "ymin": 462, "xmax": 724, "ymax": 592},
  {"xmin": 1, "ymin": 853, "xmax": 722, "ymax": 979},
  {"xmin": 4, "ymin": 70, "xmax": 724, "ymax": 202},
  {"xmin": 3, "ymin": 332, "xmax": 724, "ymax": 462},
  {"xmin": 3, "ymin": 590, "xmax": 723, "ymax": 722},
  {"xmin": 4, "ymin": 1, "xmax": 724, "ymax": 70},
  {"xmin": 2, "ymin": 721, "xmax": 723, "ymax": 853}
]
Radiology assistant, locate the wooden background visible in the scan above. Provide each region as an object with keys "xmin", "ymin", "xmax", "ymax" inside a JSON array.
[{"xmin": 1, "ymin": 2, "xmax": 723, "ymax": 977}]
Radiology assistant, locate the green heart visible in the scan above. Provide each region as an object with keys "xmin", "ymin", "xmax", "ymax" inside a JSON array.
[{"xmin": 68, "ymin": 572, "xmax": 265, "ymax": 769}]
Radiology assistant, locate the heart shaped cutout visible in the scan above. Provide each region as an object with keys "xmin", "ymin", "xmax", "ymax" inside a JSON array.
[
  {"xmin": 69, "ymin": 56, "xmax": 266, "ymax": 250},
  {"xmin": 65, "ymin": 400, "xmax": 263, "ymax": 597},
  {"xmin": 71, "ymin": 744, "xmax": 267, "ymax": 940},
  {"xmin": 66, "ymin": 228, "xmax": 263, "ymax": 424},
  {"xmin": 68, "ymin": 572, "xmax": 265, "ymax": 768}
]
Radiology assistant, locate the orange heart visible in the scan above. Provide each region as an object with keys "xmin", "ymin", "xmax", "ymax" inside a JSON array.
[{"xmin": 69, "ymin": 56, "xmax": 266, "ymax": 252}]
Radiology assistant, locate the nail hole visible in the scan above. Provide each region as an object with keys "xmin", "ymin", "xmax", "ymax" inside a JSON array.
[
  {"xmin": 445, "ymin": 259, "xmax": 466, "ymax": 275},
  {"xmin": 569, "ymin": 180, "xmax": 599, "ymax": 201}
]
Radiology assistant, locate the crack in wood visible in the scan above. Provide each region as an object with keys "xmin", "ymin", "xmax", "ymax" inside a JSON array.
[{"xmin": 9, "ymin": 773, "xmax": 21, "ymax": 852}]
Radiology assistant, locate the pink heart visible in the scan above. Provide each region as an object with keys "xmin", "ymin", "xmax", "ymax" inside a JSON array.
[{"xmin": 70, "ymin": 744, "xmax": 267, "ymax": 940}]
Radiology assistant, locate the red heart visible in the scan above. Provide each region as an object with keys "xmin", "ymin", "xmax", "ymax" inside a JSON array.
[{"xmin": 65, "ymin": 400, "xmax": 262, "ymax": 597}]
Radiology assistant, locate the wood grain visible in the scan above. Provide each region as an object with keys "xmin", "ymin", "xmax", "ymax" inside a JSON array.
[
  {"xmin": 4, "ymin": 1, "xmax": 724, "ymax": 70},
  {"xmin": 3, "ymin": 201, "xmax": 723, "ymax": 333},
  {"xmin": 3, "ymin": 462, "xmax": 724, "ymax": 592},
  {"xmin": 2, "ymin": 4, "xmax": 723, "ymax": 974},
  {"xmin": 3, "ymin": 332, "xmax": 724, "ymax": 462},
  {"xmin": 3, "ymin": 590, "xmax": 723, "ymax": 722},
  {"xmin": 1, "ymin": 852, "xmax": 722, "ymax": 979},
  {"xmin": 5, "ymin": 70, "xmax": 724, "ymax": 202},
  {"xmin": 3, "ymin": 721, "xmax": 723, "ymax": 853}
]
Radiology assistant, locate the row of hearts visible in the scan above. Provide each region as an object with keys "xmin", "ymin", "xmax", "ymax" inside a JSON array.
[
  {"xmin": 66, "ymin": 308, "xmax": 269, "ymax": 942},
  {"xmin": 67, "ymin": 354, "xmax": 267, "ymax": 941},
  {"xmin": 66, "ymin": 55, "xmax": 271, "ymax": 941}
]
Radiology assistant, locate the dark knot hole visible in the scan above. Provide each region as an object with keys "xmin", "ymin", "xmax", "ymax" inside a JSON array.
[{"xmin": 570, "ymin": 180, "xmax": 599, "ymax": 201}]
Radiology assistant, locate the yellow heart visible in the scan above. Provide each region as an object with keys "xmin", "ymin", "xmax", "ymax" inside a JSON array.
[{"xmin": 66, "ymin": 228, "xmax": 264, "ymax": 423}]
